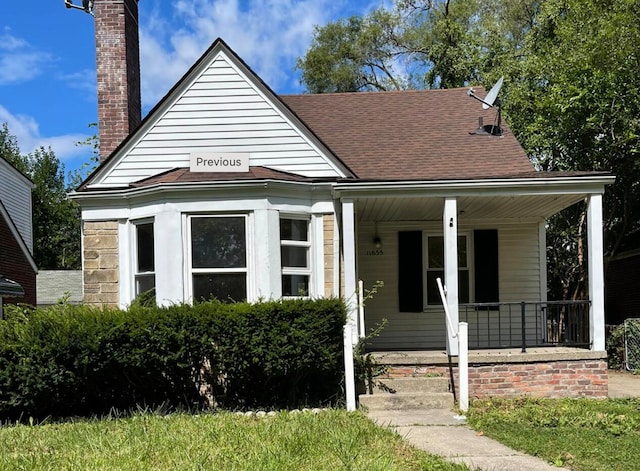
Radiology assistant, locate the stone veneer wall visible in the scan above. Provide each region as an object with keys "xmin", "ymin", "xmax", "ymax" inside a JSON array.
[
  {"xmin": 323, "ymin": 214, "xmax": 335, "ymax": 297},
  {"xmin": 383, "ymin": 356, "xmax": 608, "ymax": 399},
  {"xmin": 83, "ymin": 221, "xmax": 119, "ymax": 306}
]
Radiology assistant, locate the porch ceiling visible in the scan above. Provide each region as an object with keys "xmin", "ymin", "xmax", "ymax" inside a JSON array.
[{"xmin": 356, "ymin": 193, "xmax": 586, "ymax": 222}]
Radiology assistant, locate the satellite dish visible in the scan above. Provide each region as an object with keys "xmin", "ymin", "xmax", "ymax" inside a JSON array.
[
  {"xmin": 467, "ymin": 76, "xmax": 504, "ymax": 136},
  {"xmin": 482, "ymin": 76, "xmax": 503, "ymax": 109}
]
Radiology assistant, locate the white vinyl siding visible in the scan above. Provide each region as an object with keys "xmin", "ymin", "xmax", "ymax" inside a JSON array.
[
  {"xmin": 98, "ymin": 54, "xmax": 344, "ymax": 187},
  {"xmin": 358, "ymin": 221, "xmax": 543, "ymax": 350},
  {"xmin": 0, "ymin": 159, "xmax": 33, "ymax": 253}
]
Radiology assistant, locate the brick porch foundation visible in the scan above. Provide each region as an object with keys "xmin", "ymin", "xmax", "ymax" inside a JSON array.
[{"xmin": 375, "ymin": 348, "xmax": 608, "ymax": 399}]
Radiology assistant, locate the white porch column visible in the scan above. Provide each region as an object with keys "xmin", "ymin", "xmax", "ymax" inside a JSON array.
[
  {"xmin": 443, "ymin": 197, "xmax": 459, "ymax": 356},
  {"xmin": 342, "ymin": 199, "xmax": 358, "ymax": 339},
  {"xmin": 587, "ymin": 194, "xmax": 605, "ymax": 351},
  {"xmin": 341, "ymin": 198, "xmax": 358, "ymax": 411}
]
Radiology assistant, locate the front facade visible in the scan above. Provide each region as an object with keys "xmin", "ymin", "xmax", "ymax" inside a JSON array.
[{"xmin": 73, "ymin": 38, "xmax": 613, "ymax": 358}]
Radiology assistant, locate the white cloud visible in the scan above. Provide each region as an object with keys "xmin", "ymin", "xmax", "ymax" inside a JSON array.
[
  {"xmin": 0, "ymin": 31, "xmax": 53, "ymax": 85},
  {"xmin": 57, "ymin": 69, "xmax": 97, "ymax": 99},
  {"xmin": 0, "ymin": 105, "xmax": 89, "ymax": 163},
  {"xmin": 138, "ymin": 0, "xmax": 354, "ymax": 109}
]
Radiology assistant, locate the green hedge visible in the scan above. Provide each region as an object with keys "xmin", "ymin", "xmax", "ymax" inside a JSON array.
[{"xmin": 0, "ymin": 298, "xmax": 346, "ymax": 420}]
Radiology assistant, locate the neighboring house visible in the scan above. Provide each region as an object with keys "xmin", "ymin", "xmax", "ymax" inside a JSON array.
[
  {"xmin": 72, "ymin": 1, "xmax": 613, "ymax": 402},
  {"xmin": 0, "ymin": 156, "xmax": 37, "ymax": 307},
  {"xmin": 37, "ymin": 270, "xmax": 83, "ymax": 307}
]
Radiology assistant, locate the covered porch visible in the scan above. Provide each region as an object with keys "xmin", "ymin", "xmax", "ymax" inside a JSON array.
[{"xmin": 336, "ymin": 174, "xmax": 613, "ymax": 355}]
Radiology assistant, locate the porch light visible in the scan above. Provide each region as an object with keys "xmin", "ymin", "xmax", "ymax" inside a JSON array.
[{"xmin": 373, "ymin": 236, "xmax": 382, "ymax": 248}]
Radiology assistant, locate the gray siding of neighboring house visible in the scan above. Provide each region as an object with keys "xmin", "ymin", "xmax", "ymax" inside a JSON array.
[
  {"xmin": 37, "ymin": 270, "xmax": 83, "ymax": 307},
  {"xmin": 0, "ymin": 158, "xmax": 33, "ymax": 252}
]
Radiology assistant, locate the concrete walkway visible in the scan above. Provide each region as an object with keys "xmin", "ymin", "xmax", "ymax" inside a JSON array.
[
  {"xmin": 366, "ymin": 371, "xmax": 640, "ymax": 471},
  {"xmin": 367, "ymin": 408, "xmax": 567, "ymax": 470}
]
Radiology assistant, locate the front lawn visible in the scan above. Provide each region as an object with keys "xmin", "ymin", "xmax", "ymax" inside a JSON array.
[
  {"xmin": 466, "ymin": 398, "xmax": 640, "ymax": 470},
  {"xmin": 0, "ymin": 409, "xmax": 468, "ymax": 470}
]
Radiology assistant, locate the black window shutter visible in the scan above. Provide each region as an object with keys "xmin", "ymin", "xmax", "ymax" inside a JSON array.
[
  {"xmin": 474, "ymin": 229, "xmax": 499, "ymax": 303},
  {"xmin": 398, "ymin": 231, "xmax": 423, "ymax": 312}
]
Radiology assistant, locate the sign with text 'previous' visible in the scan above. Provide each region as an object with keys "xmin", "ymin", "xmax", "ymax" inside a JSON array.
[{"xmin": 190, "ymin": 152, "xmax": 250, "ymax": 172}]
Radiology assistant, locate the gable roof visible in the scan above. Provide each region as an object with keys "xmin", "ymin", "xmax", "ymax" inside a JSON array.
[
  {"xmin": 281, "ymin": 90, "xmax": 533, "ymax": 181},
  {"xmin": 81, "ymin": 38, "xmax": 352, "ymax": 189}
]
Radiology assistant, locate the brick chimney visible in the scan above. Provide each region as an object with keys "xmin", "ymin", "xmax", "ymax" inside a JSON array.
[{"xmin": 94, "ymin": 0, "xmax": 141, "ymax": 162}]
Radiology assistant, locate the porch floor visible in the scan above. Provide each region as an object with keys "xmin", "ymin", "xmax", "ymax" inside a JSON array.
[{"xmin": 369, "ymin": 347, "xmax": 606, "ymax": 366}]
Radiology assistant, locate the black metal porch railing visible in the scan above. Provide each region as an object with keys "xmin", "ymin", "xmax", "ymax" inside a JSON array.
[{"xmin": 459, "ymin": 300, "xmax": 591, "ymax": 351}]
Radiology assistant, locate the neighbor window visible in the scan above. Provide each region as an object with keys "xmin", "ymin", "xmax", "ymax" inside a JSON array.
[
  {"xmin": 280, "ymin": 217, "xmax": 311, "ymax": 297},
  {"xmin": 134, "ymin": 221, "xmax": 155, "ymax": 296},
  {"xmin": 190, "ymin": 215, "xmax": 247, "ymax": 302}
]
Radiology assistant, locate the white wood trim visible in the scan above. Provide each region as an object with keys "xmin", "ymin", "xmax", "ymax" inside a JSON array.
[
  {"xmin": 155, "ymin": 209, "xmax": 184, "ymax": 306},
  {"xmin": 443, "ymin": 198, "xmax": 459, "ymax": 355},
  {"xmin": 312, "ymin": 214, "xmax": 325, "ymax": 298},
  {"xmin": 118, "ymin": 220, "xmax": 131, "ymax": 308},
  {"xmin": 539, "ymin": 221, "xmax": 547, "ymax": 302},
  {"xmin": 587, "ymin": 194, "xmax": 605, "ymax": 351}
]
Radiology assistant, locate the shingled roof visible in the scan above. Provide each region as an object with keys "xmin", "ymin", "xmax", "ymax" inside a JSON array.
[{"xmin": 281, "ymin": 88, "xmax": 534, "ymax": 181}]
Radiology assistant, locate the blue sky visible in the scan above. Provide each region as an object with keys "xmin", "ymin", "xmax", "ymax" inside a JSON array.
[{"xmin": 1, "ymin": 0, "xmax": 379, "ymax": 176}]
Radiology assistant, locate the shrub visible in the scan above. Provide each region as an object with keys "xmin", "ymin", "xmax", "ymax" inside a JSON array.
[{"xmin": 0, "ymin": 298, "xmax": 346, "ymax": 421}]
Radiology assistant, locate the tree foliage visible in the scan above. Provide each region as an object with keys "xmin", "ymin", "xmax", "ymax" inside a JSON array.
[{"xmin": 0, "ymin": 123, "xmax": 81, "ymax": 269}]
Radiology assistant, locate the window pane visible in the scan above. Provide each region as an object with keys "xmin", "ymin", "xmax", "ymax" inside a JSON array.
[
  {"xmin": 136, "ymin": 223, "xmax": 154, "ymax": 272},
  {"xmin": 428, "ymin": 236, "xmax": 444, "ymax": 268},
  {"xmin": 458, "ymin": 235, "xmax": 467, "ymax": 268},
  {"xmin": 426, "ymin": 270, "xmax": 444, "ymax": 305},
  {"xmin": 281, "ymin": 246, "xmax": 308, "ymax": 268},
  {"xmin": 282, "ymin": 274, "xmax": 309, "ymax": 296},
  {"xmin": 280, "ymin": 219, "xmax": 308, "ymax": 241},
  {"xmin": 191, "ymin": 217, "xmax": 246, "ymax": 269},
  {"xmin": 459, "ymin": 270, "xmax": 469, "ymax": 303},
  {"xmin": 193, "ymin": 274, "xmax": 246, "ymax": 303},
  {"xmin": 135, "ymin": 274, "xmax": 155, "ymax": 296}
]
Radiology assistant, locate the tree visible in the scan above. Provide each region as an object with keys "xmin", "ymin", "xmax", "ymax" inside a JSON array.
[
  {"xmin": 0, "ymin": 124, "xmax": 81, "ymax": 269},
  {"xmin": 297, "ymin": 0, "xmax": 640, "ymax": 301},
  {"xmin": 501, "ymin": 0, "xmax": 640, "ymax": 298}
]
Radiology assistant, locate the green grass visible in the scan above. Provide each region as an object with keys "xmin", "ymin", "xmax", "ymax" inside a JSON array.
[
  {"xmin": 466, "ymin": 398, "xmax": 640, "ymax": 470},
  {"xmin": 0, "ymin": 410, "xmax": 468, "ymax": 470}
]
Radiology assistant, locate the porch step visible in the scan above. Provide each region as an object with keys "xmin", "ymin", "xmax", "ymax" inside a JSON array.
[{"xmin": 358, "ymin": 376, "xmax": 454, "ymax": 411}]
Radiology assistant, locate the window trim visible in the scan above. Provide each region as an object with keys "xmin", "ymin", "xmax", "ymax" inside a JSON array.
[
  {"xmin": 280, "ymin": 215, "xmax": 312, "ymax": 298},
  {"xmin": 185, "ymin": 213, "xmax": 250, "ymax": 303}
]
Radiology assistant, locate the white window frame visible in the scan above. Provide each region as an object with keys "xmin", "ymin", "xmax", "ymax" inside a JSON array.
[
  {"xmin": 280, "ymin": 215, "xmax": 312, "ymax": 298},
  {"xmin": 424, "ymin": 232, "xmax": 472, "ymax": 305},
  {"xmin": 132, "ymin": 218, "xmax": 155, "ymax": 298},
  {"xmin": 185, "ymin": 213, "xmax": 250, "ymax": 303}
]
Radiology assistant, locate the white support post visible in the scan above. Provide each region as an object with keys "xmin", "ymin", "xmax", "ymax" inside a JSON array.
[
  {"xmin": 344, "ymin": 324, "xmax": 357, "ymax": 411},
  {"xmin": 458, "ymin": 322, "xmax": 469, "ymax": 412},
  {"xmin": 342, "ymin": 199, "xmax": 358, "ymax": 344},
  {"xmin": 587, "ymin": 194, "xmax": 606, "ymax": 351},
  {"xmin": 443, "ymin": 198, "xmax": 459, "ymax": 356}
]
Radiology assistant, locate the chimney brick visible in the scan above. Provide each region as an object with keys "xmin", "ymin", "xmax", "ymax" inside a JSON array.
[{"xmin": 94, "ymin": 0, "xmax": 141, "ymax": 162}]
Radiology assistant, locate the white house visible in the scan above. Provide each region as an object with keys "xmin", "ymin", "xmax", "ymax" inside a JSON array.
[{"xmin": 72, "ymin": 0, "xmax": 613, "ymax": 403}]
